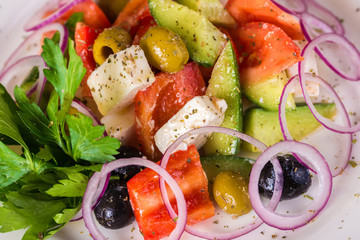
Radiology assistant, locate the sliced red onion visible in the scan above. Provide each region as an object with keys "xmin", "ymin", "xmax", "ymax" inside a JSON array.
[
  {"xmin": 279, "ymin": 74, "xmax": 352, "ymax": 176},
  {"xmin": 71, "ymin": 170, "xmax": 110, "ymax": 223},
  {"xmin": 24, "ymin": 0, "xmax": 87, "ymax": 31},
  {"xmin": 82, "ymin": 158, "xmax": 187, "ymax": 240},
  {"xmin": 300, "ymin": 12, "xmax": 335, "ymax": 40},
  {"xmin": 299, "ymin": 41, "xmax": 360, "ymax": 133},
  {"xmin": 4, "ymin": 23, "xmax": 68, "ymax": 69},
  {"xmin": 249, "ymin": 140, "xmax": 332, "ymax": 230},
  {"xmin": 71, "ymin": 100, "xmax": 102, "ymax": 126},
  {"xmin": 93, "ymin": 172, "xmax": 110, "ymax": 207},
  {"xmin": 26, "ymin": 84, "xmax": 38, "ymax": 98},
  {"xmin": 304, "ymin": 0, "xmax": 345, "ymax": 35},
  {"xmin": 0, "ymin": 55, "xmax": 46, "ymax": 101},
  {"xmin": 270, "ymin": 0, "xmax": 307, "ymax": 15},
  {"xmin": 301, "ymin": 33, "xmax": 360, "ymax": 81},
  {"xmin": 159, "ymin": 126, "xmax": 284, "ymax": 239}
]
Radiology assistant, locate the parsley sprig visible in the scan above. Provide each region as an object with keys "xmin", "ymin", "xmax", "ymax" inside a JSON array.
[{"xmin": 0, "ymin": 38, "xmax": 120, "ymax": 239}]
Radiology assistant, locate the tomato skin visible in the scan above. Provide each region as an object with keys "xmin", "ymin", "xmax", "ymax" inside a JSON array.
[
  {"xmin": 233, "ymin": 22, "xmax": 303, "ymax": 88},
  {"xmin": 134, "ymin": 62, "xmax": 206, "ymax": 161},
  {"xmin": 127, "ymin": 145, "xmax": 215, "ymax": 240},
  {"xmin": 225, "ymin": 0, "xmax": 304, "ymax": 40},
  {"xmin": 74, "ymin": 22, "xmax": 100, "ymax": 97},
  {"xmin": 113, "ymin": 0, "xmax": 151, "ymax": 35},
  {"xmin": 132, "ymin": 17, "xmax": 157, "ymax": 45},
  {"xmin": 57, "ymin": 0, "xmax": 111, "ymax": 29},
  {"xmin": 153, "ymin": 63, "xmax": 206, "ymax": 128}
]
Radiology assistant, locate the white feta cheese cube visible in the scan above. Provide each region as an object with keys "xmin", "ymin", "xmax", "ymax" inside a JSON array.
[
  {"xmin": 87, "ymin": 45, "xmax": 155, "ymax": 115},
  {"xmin": 154, "ymin": 96, "xmax": 227, "ymax": 154},
  {"xmin": 101, "ymin": 104, "xmax": 135, "ymax": 144}
]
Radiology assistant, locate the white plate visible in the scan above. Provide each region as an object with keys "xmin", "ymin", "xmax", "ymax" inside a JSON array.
[{"xmin": 1, "ymin": 0, "xmax": 360, "ymax": 239}]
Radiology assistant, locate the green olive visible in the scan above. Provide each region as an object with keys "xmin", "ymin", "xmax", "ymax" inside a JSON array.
[
  {"xmin": 93, "ymin": 27, "xmax": 132, "ymax": 65},
  {"xmin": 213, "ymin": 171, "xmax": 252, "ymax": 217},
  {"xmin": 139, "ymin": 26, "xmax": 189, "ymax": 73}
]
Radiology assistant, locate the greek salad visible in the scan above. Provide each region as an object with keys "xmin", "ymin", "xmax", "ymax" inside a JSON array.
[{"xmin": 0, "ymin": 0, "xmax": 360, "ymax": 240}]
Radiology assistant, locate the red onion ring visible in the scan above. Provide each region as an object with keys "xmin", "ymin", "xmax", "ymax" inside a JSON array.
[
  {"xmin": 71, "ymin": 100, "xmax": 102, "ymax": 126},
  {"xmin": 300, "ymin": 12, "xmax": 335, "ymax": 40},
  {"xmin": 270, "ymin": 0, "xmax": 307, "ymax": 15},
  {"xmin": 0, "ymin": 55, "xmax": 46, "ymax": 102},
  {"xmin": 4, "ymin": 23, "xmax": 68, "ymax": 69},
  {"xmin": 304, "ymin": 0, "xmax": 345, "ymax": 35},
  {"xmin": 71, "ymin": 170, "xmax": 110, "ymax": 223},
  {"xmin": 299, "ymin": 38, "xmax": 360, "ymax": 133},
  {"xmin": 279, "ymin": 74, "xmax": 352, "ymax": 176},
  {"xmin": 159, "ymin": 126, "xmax": 284, "ymax": 239},
  {"xmin": 249, "ymin": 140, "xmax": 332, "ymax": 230},
  {"xmin": 300, "ymin": 33, "xmax": 360, "ymax": 82},
  {"xmin": 24, "ymin": 0, "xmax": 87, "ymax": 31},
  {"xmin": 82, "ymin": 158, "xmax": 187, "ymax": 240}
]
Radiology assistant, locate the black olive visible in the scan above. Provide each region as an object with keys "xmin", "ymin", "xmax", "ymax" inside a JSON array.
[
  {"xmin": 112, "ymin": 146, "xmax": 145, "ymax": 181},
  {"xmin": 94, "ymin": 180, "xmax": 134, "ymax": 229},
  {"xmin": 114, "ymin": 145, "xmax": 143, "ymax": 159},
  {"xmin": 258, "ymin": 154, "xmax": 312, "ymax": 200}
]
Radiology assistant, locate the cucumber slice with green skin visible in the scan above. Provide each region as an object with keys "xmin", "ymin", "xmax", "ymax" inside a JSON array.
[
  {"xmin": 242, "ymin": 103, "xmax": 337, "ymax": 152},
  {"xmin": 203, "ymin": 41, "xmax": 242, "ymax": 155},
  {"xmin": 148, "ymin": 0, "xmax": 227, "ymax": 67},
  {"xmin": 178, "ymin": 0, "xmax": 236, "ymax": 28},
  {"xmin": 201, "ymin": 155, "xmax": 254, "ymax": 184},
  {"xmin": 244, "ymin": 71, "xmax": 296, "ymax": 111}
]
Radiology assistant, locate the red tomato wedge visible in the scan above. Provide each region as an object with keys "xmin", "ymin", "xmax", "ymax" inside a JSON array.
[
  {"xmin": 74, "ymin": 22, "xmax": 100, "ymax": 97},
  {"xmin": 132, "ymin": 17, "xmax": 157, "ymax": 45},
  {"xmin": 56, "ymin": 0, "xmax": 110, "ymax": 29},
  {"xmin": 233, "ymin": 22, "xmax": 303, "ymax": 88},
  {"xmin": 225, "ymin": 0, "xmax": 304, "ymax": 40},
  {"xmin": 113, "ymin": 0, "xmax": 151, "ymax": 35},
  {"xmin": 134, "ymin": 62, "xmax": 206, "ymax": 160},
  {"xmin": 127, "ymin": 145, "xmax": 215, "ymax": 240}
]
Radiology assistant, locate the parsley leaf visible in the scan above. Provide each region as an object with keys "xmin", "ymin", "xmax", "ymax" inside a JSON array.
[
  {"xmin": 46, "ymin": 172, "xmax": 88, "ymax": 197},
  {"xmin": 66, "ymin": 114, "xmax": 120, "ymax": 162},
  {"xmin": 14, "ymin": 86, "xmax": 60, "ymax": 146},
  {"xmin": 0, "ymin": 192, "xmax": 67, "ymax": 239},
  {"xmin": 54, "ymin": 206, "xmax": 81, "ymax": 224},
  {"xmin": 41, "ymin": 38, "xmax": 86, "ymax": 108},
  {"xmin": 0, "ymin": 84, "xmax": 28, "ymax": 149},
  {"xmin": 0, "ymin": 142, "xmax": 32, "ymax": 188}
]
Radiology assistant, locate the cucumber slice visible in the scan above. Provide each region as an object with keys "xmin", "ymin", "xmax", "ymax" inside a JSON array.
[
  {"xmin": 203, "ymin": 41, "xmax": 242, "ymax": 155},
  {"xmin": 244, "ymin": 71, "xmax": 296, "ymax": 111},
  {"xmin": 178, "ymin": 0, "xmax": 236, "ymax": 28},
  {"xmin": 148, "ymin": 0, "xmax": 227, "ymax": 67},
  {"xmin": 243, "ymin": 103, "xmax": 337, "ymax": 152}
]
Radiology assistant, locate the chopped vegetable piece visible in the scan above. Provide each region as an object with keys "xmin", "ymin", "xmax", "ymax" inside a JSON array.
[
  {"xmin": 243, "ymin": 104, "xmax": 337, "ymax": 152},
  {"xmin": 134, "ymin": 62, "xmax": 206, "ymax": 160},
  {"xmin": 203, "ymin": 41, "xmax": 242, "ymax": 155},
  {"xmin": 74, "ymin": 22, "xmax": 100, "ymax": 97},
  {"xmin": 233, "ymin": 22, "xmax": 302, "ymax": 110},
  {"xmin": 57, "ymin": 0, "xmax": 111, "ymax": 29},
  {"xmin": 225, "ymin": 0, "xmax": 304, "ymax": 40},
  {"xmin": 149, "ymin": 0, "xmax": 227, "ymax": 67},
  {"xmin": 127, "ymin": 145, "xmax": 215, "ymax": 240},
  {"xmin": 113, "ymin": 0, "xmax": 151, "ymax": 34}
]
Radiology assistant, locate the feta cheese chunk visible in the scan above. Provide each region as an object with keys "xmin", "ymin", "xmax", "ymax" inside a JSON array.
[
  {"xmin": 154, "ymin": 96, "xmax": 227, "ymax": 154},
  {"xmin": 101, "ymin": 104, "xmax": 135, "ymax": 144},
  {"xmin": 287, "ymin": 40, "xmax": 319, "ymax": 100},
  {"xmin": 87, "ymin": 45, "xmax": 155, "ymax": 115}
]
